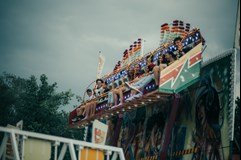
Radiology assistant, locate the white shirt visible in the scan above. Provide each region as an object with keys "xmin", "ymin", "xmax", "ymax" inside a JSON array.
[{"xmin": 86, "ymin": 94, "xmax": 95, "ymax": 101}]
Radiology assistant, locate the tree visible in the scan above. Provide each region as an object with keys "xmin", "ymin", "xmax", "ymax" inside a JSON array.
[
  {"xmin": 0, "ymin": 73, "xmax": 83, "ymax": 140},
  {"xmin": 0, "ymin": 73, "xmax": 26, "ymax": 126}
]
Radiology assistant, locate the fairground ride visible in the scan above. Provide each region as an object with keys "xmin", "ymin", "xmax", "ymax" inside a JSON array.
[{"xmin": 69, "ymin": 20, "xmax": 206, "ymax": 159}]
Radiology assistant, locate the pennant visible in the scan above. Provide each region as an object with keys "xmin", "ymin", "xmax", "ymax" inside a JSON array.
[
  {"xmin": 234, "ymin": 1, "xmax": 240, "ymax": 49},
  {"xmin": 96, "ymin": 52, "xmax": 105, "ymax": 79}
]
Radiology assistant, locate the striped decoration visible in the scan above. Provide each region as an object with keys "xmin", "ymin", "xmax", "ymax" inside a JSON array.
[
  {"xmin": 139, "ymin": 148, "xmax": 199, "ymax": 160},
  {"xmin": 160, "ymin": 20, "xmax": 191, "ymax": 46},
  {"xmin": 141, "ymin": 155, "xmax": 158, "ymax": 160},
  {"xmin": 121, "ymin": 38, "xmax": 142, "ymax": 67},
  {"xmin": 169, "ymin": 147, "xmax": 199, "ymax": 157}
]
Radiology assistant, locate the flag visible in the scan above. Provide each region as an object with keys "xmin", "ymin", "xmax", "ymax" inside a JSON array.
[
  {"xmin": 234, "ymin": 0, "xmax": 240, "ymax": 49},
  {"xmin": 96, "ymin": 52, "xmax": 105, "ymax": 79}
]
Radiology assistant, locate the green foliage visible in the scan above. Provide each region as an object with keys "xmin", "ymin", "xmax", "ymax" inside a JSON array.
[{"xmin": 0, "ymin": 72, "xmax": 83, "ymax": 140}]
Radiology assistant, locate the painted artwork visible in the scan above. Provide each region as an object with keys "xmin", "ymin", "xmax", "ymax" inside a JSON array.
[
  {"xmin": 117, "ymin": 104, "xmax": 167, "ymax": 160},
  {"xmin": 106, "ymin": 50, "xmax": 235, "ymax": 160},
  {"xmin": 92, "ymin": 120, "xmax": 108, "ymax": 145},
  {"xmin": 105, "ymin": 100, "xmax": 171, "ymax": 160},
  {"xmin": 168, "ymin": 51, "xmax": 235, "ymax": 160}
]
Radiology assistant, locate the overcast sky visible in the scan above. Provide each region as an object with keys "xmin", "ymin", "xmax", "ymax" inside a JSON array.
[{"xmin": 0, "ymin": 0, "xmax": 240, "ymax": 111}]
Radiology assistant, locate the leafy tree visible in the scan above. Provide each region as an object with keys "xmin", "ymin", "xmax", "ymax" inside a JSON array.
[{"xmin": 0, "ymin": 73, "xmax": 83, "ymax": 140}]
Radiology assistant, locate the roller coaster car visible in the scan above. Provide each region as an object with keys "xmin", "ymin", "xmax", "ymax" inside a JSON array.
[{"xmin": 68, "ymin": 29, "xmax": 204, "ymax": 128}]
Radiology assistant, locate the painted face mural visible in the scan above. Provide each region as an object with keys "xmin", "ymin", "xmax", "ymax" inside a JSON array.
[
  {"xmin": 192, "ymin": 76, "xmax": 224, "ymax": 160},
  {"xmin": 165, "ymin": 52, "xmax": 234, "ymax": 160}
]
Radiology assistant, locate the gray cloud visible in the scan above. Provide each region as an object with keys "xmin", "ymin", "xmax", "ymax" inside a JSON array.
[{"xmin": 0, "ymin": 0, "xmax": 239, "ymax": 111}]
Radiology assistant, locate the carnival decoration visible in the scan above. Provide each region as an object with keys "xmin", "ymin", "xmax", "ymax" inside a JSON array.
[
  {"xmin": 160, "ymin": 20, "xmax": 190, "ymax": 45},
  {"xmin": 92, "ymin": 120, "xmax": 108, "ymax": 145},
  {"xmin": 67, "ymin": 19, "xmax": 240, "ymax": 160},
  {"xmin": 121, "ymin": 38, "xmax": 142, "ymax": 67}
]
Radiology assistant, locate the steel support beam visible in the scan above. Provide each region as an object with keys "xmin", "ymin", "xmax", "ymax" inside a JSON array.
[
  {"xmin": 10, "ymin": 132, "xmax": 20, "ymax": 160},
  {"xmin": 58, "ymin": 143, "xmax": 67, "ymax": 160},
  {"xmin": 68, "ymin": 143, "xmax": 77, "ymax": 160},
  {"xmin": 0, "ymin": 133, "xmax": 8, "ymax": 159},
  {"xmin": 160, "ymin": 93, "xmax": 181, "ymax": 160}
]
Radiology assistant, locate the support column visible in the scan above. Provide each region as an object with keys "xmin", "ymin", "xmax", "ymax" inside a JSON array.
[
  {"xmin": 68, "ymin": 143, "xmax": 77, "ymax": 160},
  {"xmin": 106, "ymin": 150, "xmax": 112, "ymax": 160},
  {"xmin": 21, "ymin": 135, "xmax": 27, "ymax": 160},
  {"xmin": 77, "ymin": 146, "xmax": 83, "ymax": 160},
  {"xmin": 118, "ymin": 149, "xmax": 126, "ymax": 160},
  {"xmin": 58, "ymin": 143, "xmax": 67, "ymax": 160},
  {"xmin": 111, "ymin": 152, "xmax": 118, "ymax": 160},
  {"xmin": 159, "ymin": 94, "xmax": 180, "ymax": 160},
  {"xmin": 10, "ymin": 132, "xmax": 20, "ymax": 160},
  {"xmin": 113, "ymin": 116, "xmax": 123, "ymax": 146},
  {"xmin": 53, "ymin": 141, "xmax": 60, "ymax": 160},
  {"xmin": 0, "ymin": 133, "xmax": 8, "ymax": 159}
]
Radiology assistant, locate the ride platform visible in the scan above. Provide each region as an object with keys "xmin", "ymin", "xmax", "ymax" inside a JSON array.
[{"xmin": 68, "ymin": 28, "xmax": 204, "ymax": 129}]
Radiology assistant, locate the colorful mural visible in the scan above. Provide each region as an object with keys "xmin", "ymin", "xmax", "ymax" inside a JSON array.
[
  {"xmin": 187, "ymin": 51, "xmax": 234, "ymax": 160},
  {"xmin": 106, "ymin": 51, "xmax": 235, "ymax": 160}
]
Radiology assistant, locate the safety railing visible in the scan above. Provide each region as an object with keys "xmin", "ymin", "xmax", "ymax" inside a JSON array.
[{"xmin": 0, "ymin": 127, "xmax": 125, "ymax": 160}]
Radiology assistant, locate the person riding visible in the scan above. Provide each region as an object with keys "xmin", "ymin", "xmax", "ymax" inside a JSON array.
[
  {"xmin": 153, "ymin": 54, "xmax": 168, "ymax": 86},
  {"xmin": 174, "ymin": 36, "xmax": 192, "ymax": 58}
]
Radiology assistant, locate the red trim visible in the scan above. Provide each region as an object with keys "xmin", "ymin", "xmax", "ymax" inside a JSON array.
[
  {"xmin": 189, "ymin": 52, "xmax": 202, "ymax": 66},
  {"xmin": 160, "ymin": 64, "xmax": 184, "ymax": 86}
]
